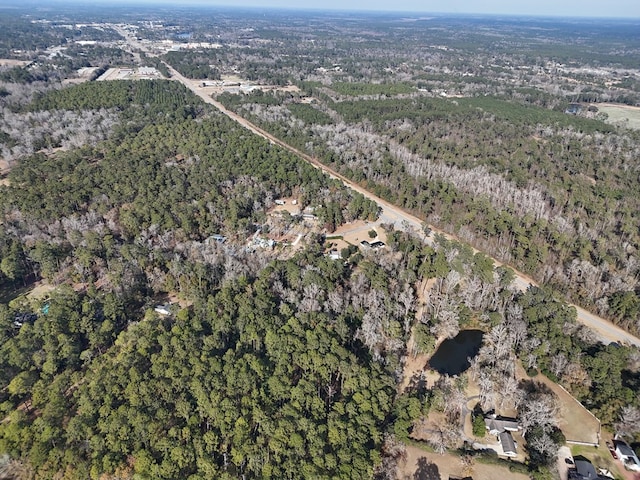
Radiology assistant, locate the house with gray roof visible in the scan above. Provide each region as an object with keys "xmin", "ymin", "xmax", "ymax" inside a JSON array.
[
  {"xmin": 484, "ymin": 414, "xmax": 521, "ymax": 436},
  {"xmin": 614, "ymin": 439, "xmax": 640, "ymax": 472},
  {"xmin": 498, "ymin": 431, "xmax": 517, "ymax": 457}
]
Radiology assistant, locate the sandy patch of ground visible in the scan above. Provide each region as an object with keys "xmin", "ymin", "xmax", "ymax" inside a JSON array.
[
  {"xmin": 269, "ymin": 198, "xmax": 302, "ymax": 216},
  {"xmin": 333, "ymin": 220, "xmax": 371, "ymax": 245},
  {"xmin": 397, "ymin": 446, "xmax": 529, "ymax": 480},
  {"xmin": 0, "ymin": 159, "xmax": 10, "ymax": 176},
  {"xmin": 400, "ymin": 351, "xmax": 432, "ymax": 392},
  {"xmin": 0, "ymin": 59, "xmax": 30, "ymax": 67},
  {"xmin": 26, "ymin": 282, "xmax": 56, "ymax": 300},
  {"xmin": 167, "ymin": 292, "xmax": 193, "ymax": 309}
]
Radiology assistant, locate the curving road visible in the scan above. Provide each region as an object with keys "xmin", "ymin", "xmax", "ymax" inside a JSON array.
[{"xmin": 115, "ymin": 28, "xmax": 640, "ymax": 349}]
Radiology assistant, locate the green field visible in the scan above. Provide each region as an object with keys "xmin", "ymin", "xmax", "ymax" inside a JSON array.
[{"xmin": 597, "ymin": 103, "xmax": 640, "ymax": 130}]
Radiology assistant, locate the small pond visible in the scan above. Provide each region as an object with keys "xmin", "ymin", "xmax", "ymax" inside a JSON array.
[{"xmin": 428, "ymin": 329, "xmax": 484, "ymax": 376}]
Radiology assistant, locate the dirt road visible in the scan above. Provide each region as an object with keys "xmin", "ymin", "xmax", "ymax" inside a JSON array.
[{"xmin": 116, "ymin": 29, "xmax": 640, "ymax": 349}]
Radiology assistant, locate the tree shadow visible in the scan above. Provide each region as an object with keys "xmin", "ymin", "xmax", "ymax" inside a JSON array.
[
  {"xmin": 518, "ymin": 378, "xmax": 553, "ymax": 395},
  {"xmin": 413, "ymin": 456, "xmax": 441, "ymax": 480},
  {"xmin": 406, "ymin": 371, "xmax": 429, "ymax": 396}
]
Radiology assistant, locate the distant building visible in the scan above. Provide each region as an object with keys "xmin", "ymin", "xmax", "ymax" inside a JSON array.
[
  {"xmin": 209, "ymin": 234, "xmax": 227, "ymax": 244},
  {"xmin": 13, "ymin": 312, "xmax": 37, "ymax": 329},
  {"xmin": 565, "ymin": 103, "xmax": 582, "ymax": 115},
  {"xmin": 138, "ymin": 67, "xmax": 158, "ymax": 76}
]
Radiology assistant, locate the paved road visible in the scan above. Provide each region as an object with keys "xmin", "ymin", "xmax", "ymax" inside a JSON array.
[{"xmin": 115, "ymin": 28, "xmax": 640, "ymax": 349}]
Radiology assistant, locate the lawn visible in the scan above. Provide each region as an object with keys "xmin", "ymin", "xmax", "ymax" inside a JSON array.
[
  {"xmin": 516, "ymin": 363, "xmax": 600, "ymax": 445},
  {"xmin": 397, "ymin": 445, "xmax": 529, "ymax": 480},
  {"xmin": 570, "ymin": 443, "xmax": 629, "ymax": 480},
  {"xmin": 597, "ymin": 103, "xmax": 640, "ymax": 130}
]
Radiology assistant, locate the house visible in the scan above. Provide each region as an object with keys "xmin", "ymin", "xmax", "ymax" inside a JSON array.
[
  {"xmin": 275, "ymin": 199, "xmax": 286, "ymax": 205},
  {"xmin": 484, "ymin": 414, "xmax": 521, "ymax": 436},
  {"xmin": 614, "ymin": 439, "xmax": 640, "ymax": 472},
  {"xmin": 370, "ymin": 241, "xmax": 386, "ymax": 249},
  {"xmin": 138, "ymin": 67, "xmax": 157, "ymax": 76},
  {"xmin": 154, "ymin": 304, "xmax": 171, "ymax": 316},
  {"xmin": 13, "ymin": 312, "xmax": 37, "ymax": 329},
  {"xmin": 565, "ymin": 103, "xmax": 582, "ymax": 115},
  {"xmin": 483, "ymin": 414, "xmax": 521, "ymax": 458},
  {"xmin": 360, "ymin": 240, "xmax": 370, "ymax": 248},
  {"xmin": 499, "ymin": 431, "xmax": 517, "ymax": 457},
  {"xmin": 328, "ymin": 250, "xmax": 342, "ymax": 261},
  {"xmin": 210, "ymin": 234, "xmax": 227, "ymax": 243},
  {"xmin": 573, "ymin": 460, "xmax": 598, "ymax": 480}
]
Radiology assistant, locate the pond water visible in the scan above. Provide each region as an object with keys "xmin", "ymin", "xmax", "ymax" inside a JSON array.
[{"xmin": 428, "ymin": 329, "xmax": 484, "ymax": 376}]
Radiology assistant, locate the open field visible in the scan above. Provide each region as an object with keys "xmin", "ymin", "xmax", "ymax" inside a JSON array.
[
  {"xmin": 26, "ymin": 282, "xmax": 56, "ymax": 300},
  {"xmin": 0, "ymin": 59, "xmax": 30, "ymax": 67},
  {"xmin": 96, "ymin": 67, "xmax": 162, "ymax": 81},
  {"xmin": 535, "ymin": 376, "xmax": 599, "ymax": 445},
  {"xmin": 596, "ymin": 103, "xmax": 640, "ymax": 130},
  {"xmin": 397, "ymin": 446, "xmax": 529, "ymax": 480},
  {"xmin": 515, "ymin": 363, "xmax": 599, "ymax": 445}
]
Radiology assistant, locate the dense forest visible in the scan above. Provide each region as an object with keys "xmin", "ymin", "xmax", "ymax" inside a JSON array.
[
  {"xmin": 219, "ymin": 87, "xmax": 640, "ymax": 337},
  {"xmin": 0, "ymin": 78, "xmax": 401, "ymax": 479},
  {"xmin": 1, "ymin": 6, "xmax": 640, "ymax": 480}
]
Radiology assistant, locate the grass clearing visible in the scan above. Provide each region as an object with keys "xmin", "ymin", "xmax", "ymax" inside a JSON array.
[
  {"xmin": 26, "ymin": 282, "xmax": 56, "ymax": 300},
  {"xmin": 516, "ymin": 363, "xmax": 600, "ymax": 445},
  {"xmin": 397, "ymin": 445, "xmax": 530, "ymax": 480},
  {"xmin": 597, "ymin": 103, "xmax": 640, "ymax": 130},
  {"xmin": 570, "ymin": 443, "xmax": 628, "ymax": 480}
]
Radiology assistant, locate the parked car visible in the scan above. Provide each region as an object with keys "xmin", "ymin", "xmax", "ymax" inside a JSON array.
[{"xmin": 606, "ymin": 441, "xmax": 618, "ymax": 459}]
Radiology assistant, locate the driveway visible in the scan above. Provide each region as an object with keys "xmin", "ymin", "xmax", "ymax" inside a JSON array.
[{"xmin": 557, "ymin": 446, "xmax": 573, "ymax": 480}]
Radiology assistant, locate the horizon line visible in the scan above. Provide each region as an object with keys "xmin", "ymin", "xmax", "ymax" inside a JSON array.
[{"xmin": 8, "ymin": 1, "xmax": 640, "ymax": 21}]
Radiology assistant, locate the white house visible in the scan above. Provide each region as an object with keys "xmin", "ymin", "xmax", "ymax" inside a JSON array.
[
  {"xmin": 154, "ymin": 304, "xmax": 171, "ymax": 316},
  {"xmin": 614, "ymin": 439, "xmax": 640, "ymax": 472}
]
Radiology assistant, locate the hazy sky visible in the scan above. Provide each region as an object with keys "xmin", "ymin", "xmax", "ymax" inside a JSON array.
[{"xmin": 126, "ymin": 0, "xmax": 639, "ymax": 18}]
